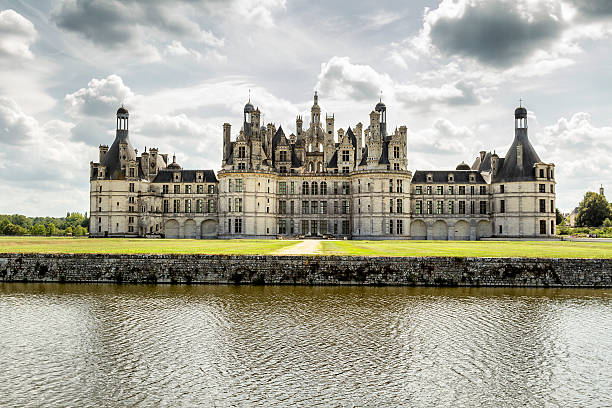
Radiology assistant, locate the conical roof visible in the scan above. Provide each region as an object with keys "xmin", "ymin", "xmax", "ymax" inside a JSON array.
[{"xmin": 495, "ymin": 128, "xmax": 542, "ymax": 182}]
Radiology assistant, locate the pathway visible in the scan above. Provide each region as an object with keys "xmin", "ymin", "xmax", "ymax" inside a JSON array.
[{"xmin": 273, "ymin": 240, "xmax": 322, "ymax": 255}]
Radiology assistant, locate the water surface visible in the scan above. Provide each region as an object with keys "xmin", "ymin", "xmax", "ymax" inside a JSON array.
[{"xmin": 1, "ymin": 284, "xmax": 610, "ymax": 407}]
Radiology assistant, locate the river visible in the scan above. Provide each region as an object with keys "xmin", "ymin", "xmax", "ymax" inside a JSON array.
[{"xmin": 1, "ymin": 283, "xmax": 610, "ymax": 407}]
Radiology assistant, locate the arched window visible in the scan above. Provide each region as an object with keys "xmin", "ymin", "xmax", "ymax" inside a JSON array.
[
  {"xmin": 311, "ymin": 182, "xmax": 318, "ymax": 195},
  {"xmin": 308, "ymin": 162, "xmax": 314, "ymax": 172},
  {"xmin": 308, "ymin": 143, "xmax": 313, "ymax": 153},
  {"xmin": 318, "ymin": 143, "xmax": 322, "ymax": 152},
  {"xmin": 317, "ymin": 162, "xmax": 323, "ymax": 172},
  {"xmin": 302, "ymin": 181, "xmax": 309, "ymax": 195},
  {"xmin": 320, "ymin": 182, "xmax": 327, "ymax": 195}
]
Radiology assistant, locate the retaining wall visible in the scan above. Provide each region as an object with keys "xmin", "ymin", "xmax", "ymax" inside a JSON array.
[{"xmin": 0, "ymin": 254, "xmax": 610, "ymax": 287}]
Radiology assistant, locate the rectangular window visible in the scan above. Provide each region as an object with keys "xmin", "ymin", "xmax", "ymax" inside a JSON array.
[
  {"xmin": 389, "ymin": 179, "xmax": 393, "ymax": 193},
  {"xmin": 129, "ymin": 183, "xmax": 135, "ymax": 192},
  {"xmin": 540, "ymin": 220, "xmax": 546, "ymax": 234},
  {"xmin": 238, "ymin": 146, "xmax": 246, "ymax": 158},
  {"xmin": 342, "ymin": 150, "xmax": 350, "ymax": 162},
  {"xmin": 197, "ymin": 185, "xmax": 203, "ymax": 194},
  {"xmin": 320, "ymin": 182, "xmax": 327, "ymax": 195},
  {"xmin": 321, "ymin": 201, "xmax": 327, "ymax": 214},
  {"xmin": 235, "ymin": 218, "xmax": 242, "ymax": 233},
  {"xmin": 185, "ymin": 199, "xmax": 192, "ymax": 213},
  {"xmin": 397, "ymin": 220, "xmax": 403, "ymax": 235},
  {"xmin": 539, "ymin": 169, "xmax": 544, "ymax": 178},
  {"xmin": 427, "ymin": 186, "xmax": 432, "ymax": 195},
  {"xmin": 448, "ymin": 186, "xmax": 454, "ymax": 195},
  {"xmin": 540, "ymin": 199, "xmax": 546, "ymax": 213},
  {"xmin": 393, "ymin": 163, "xmax": 400, "ymax": 171},
  {"xmin": 235, "ymin": 179, "xmax": 243, "ymax": 192},
  {"xmin": 173, "ymin": 199, "xmax": 180, "ymax": 213},
  {"xmin": 393, "ymin": 146, "xmax": 400, "ymax": 159},
  {"xmin": 227, "ymin": 198, "xmax": 232, "ymax": 212},
  {"xmin": 500, "ymin": 200, "xmax": 505, "ymax": 213},
  {"xmin": 551, "ymin": 200, "xmax": 554, "ymax": 213},
  {"xmin": 311, "ymin": 220, "xmax": 318, "ymax": 235},
  {"xmin": 342, "ymin": 220, "xmax": 350, "ymax": 235},
  {"xmin": 334, "ymin": 182, "xmax": 339, "ymax": 195},
  {"xmin": 427, "ymin": 201, "xmax": 433, "ymax": 214},
  {"xmin": 185, "ymin": 185, "xmax": 192, "ymax": 194},
  {"xmin": 550, "ymin": 184, "xmax": 554, "ymax": 193},
  {"xmin": 129, "ymin": 168, "xmax": 135, "ymax": 178},
  {"xmin": 448, "ymin": 201, "xmax": 454, "ymax": 214},
  {"xmin": 163, "ymin": 200, "xmax": 169, "ymax": 213},
  {"xmin": 397, "ymin": 180, "xmax": 403, "ymax": 193},
  {"xmin": 415, "ymin": 186, "xmax": 422, "ymax": 195},
  {"xmin": 342, "ymin": 200, "xmax": 349, "ymax": 214},
  {"xmin": 278, "ymin": 219, "xmax": 286, "ymax": 234},
  {"xmin": 279, "ymin": 150, "xmax": 287, "ymax": 162},
  {"xmin": 279, "ymin": 200, "xmax": 286, "ymax": 214},
  {"xmin": 290, "ymin": 220, "xmax": 295, "ymax": 234},
  {"xmin": 437, "ymin": 201, "xmax": 443, "ymax": 214},
  {"xmin": 290, "ymin": 201, "xmax": 294, "ymax": 214},
  {"xmin": 480, "ymin": 186, "xmax": 487, "ymax": 195},
  {"xmin": 302, "ymin": 201, "xmax": 309, "ymax": 214},
  {"xmin": 334, "ymin": 201, "xmax": 339, "ymax": 214},
  {"xmin": 208, "ymin": 185, "xmax": 215, "ymax": 194},
  {"xmin": 342, "ymin": 166, "xmax": 349, "ymax": 174},
  {"xmin": 437, "ymin": 186, "xmax": 443, "ymax": 195},
  {"xmin": 228, "ymin": 180, "xmax": 233, "ymax": 193},
  {"xmin": 311, "ymin": 182, "xmax": 318, "ymax": 195},
  {"xmin": 279, "ymin": 182, "xmax": 287, "ymax": 195},
  {"xmin": 311, "ymin": 201, "xmax": 318, "ymax": 214},
  {"xmin": 415, "ymin": 200, "xmax": 423, "ymax": 214},
  {"xmin": 389, "ymin": 199, "xmax": 394, "ymax": 213},
  {"xmin": 397, "ymin": 199, "xmax": 403, "ymax": 213},
  {"xmin": 539, "ymin": 184, "xmax": 546, "ymax": 193},
  {"xmin": 302, "ymin": 220, "xmax": 309, "ymax": 235},
  {"xmin": 174, "ymin": 185, "xmax": 180, "ymax": 194},
  {"xmin": 459, "ymin": 186, "xmax": 466, "ymax": 195},
  {"xmin": 163, "ymin": 185, "xmax": 169, "ymax": 194},
  {"xmin": 320, "ymin": 220, "xmax": 327, "ymax": 235},
  {"xmin": 290, "ymin": 182, "xmax": 295, "ymax": 194},
  {"xmin": 342, "ymin": 182, "xmax": 350, "ymax": 195},
  {"xmin": 500, "ymin": 185, "xmax": 505, "ymax": 193},
  {"xmin": 470, "ymin": 201, "xmax": 475, "ymax": 214},
  {"xmin": 459, "ymin": 201, "xmax": 466, "ymax": 214},
  {"xmin": 208, "ymin": 199, "xmax": 215, "ymax": 213},
  {"xmin": 235, "ymin": 198, "xmax": 242, "ymax": 212},
  {"xmin": 389, "ymin": 220, "xmax": 394, "ymax": 235},
  {"xmin": 480, "ymin": 201, "xmax": 487, "ymax": 214}
]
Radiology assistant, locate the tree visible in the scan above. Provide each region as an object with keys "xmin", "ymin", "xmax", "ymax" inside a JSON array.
[
  {"xmin": 576, "ymin": 191, "xmax": 612, "ymax": 227},
  {"xmin": 65, "ymin": 226, "xmax": 73, "ymax": 236},
  {"xmin": 604, "ymin": 218, "xmax": 612, "ymax": 228},
  {"xmin": 46, "ymin": 222, "xmax": 56, "ymax": 236},
  {"xmin": 3, "ymin": 223, "xmax": 26, "ymax": 235},
  {"xmin": 30, "ymin": 223, "xmax": 46, "ymax": 236},
  {"xmin": 555, "ymin": 208, "xmax": 563, "ymax": 225}
]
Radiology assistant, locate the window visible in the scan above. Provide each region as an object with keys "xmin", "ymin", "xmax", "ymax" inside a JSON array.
[
  {"xmin": 208, "ymin": 199, "xmax": 216, "ymax": 213},
  {"xmin": 342, "ymin": 166, "xmax": 349, "ymax": 173},
  {"xmin": 321, "ymin": 201, "xmax": 327, "ymax": 214},
  {"xmin": 459, "ymin": 186, "xmax": 465, "ymax": 195},
  {"xmin": 228, "ymin": 180, "xmax": 233, "ymax": 192},
  {"xmin": 389, "ymin": 220, "xmax": 394, "ymax": 235},
  {"xmin": 333, "ymin": 221, "xmax": 338, "ymax": 234},
  {"xmin": 279, "ymin": 182, "xmax": 287, "ymax": 195},
  {"xmin": 393, "ymin": 163, "xmax": 400, "ymax": 171},
  {"xmin": 415, "ymin": 186, "xmax": 422, "ymax": 195},
  {"xmin": 173, "ymin": 199, "xmax": 180, "ymax": 213},
  {"xmin": 129, "ymin": 183, "xmax": 135, "ymax": 192},
  {"xmin": 163, "ymin": 185, "xmax": 169, "ymax": 194},
  {"xmin": 311, "ymin": 201, "xmax": 318, "ymax": 214},
  {"xmin": 342, "ymin": 182, "xmax": 350, "ymax": 195},
  {"xmin": 320, "ymin": 220, "xmax": 327, "ymax": 235},
  {"xmin": 196, "ymin": 185, "xmax": 203, "ymax": 194},
  {"xmin": 397, "ymin": 199, "xmax": 403, "ymax": 213},
  {"xmin": 342, "ymin": 220, "xmax": 350, "ymax": 235},
  {"xmin": 302, "ymin": 181, "xmax": 309, "ymax": 195},
  {"xmin": 470, "ymin": 186, "xmax": 475, "ymax": 195},
  {"xmin": 185, "ymin": 199, "xmax": 192, "ymax": 213},
  {"xmin": 234, "ymin": 198, "xmax": 242, "ymax": 212},
  {"xmin": 540, "ymin": 220, "xmax": 546, "ymax": 234},
  {"xmin": 235, "ymin": 218, "xmax": 242, "ymax": 233},
  {"xmin": 480, "ymin": 186, "xmax": 487, "ymax": 195},
  {"xmin": 448, "ymin": 186, "xmax": 454, "ymax": 195},
  {"xmin": 397, "ymin": 180, "xmax": 403, "ymax": 193},
  {"xmin": 448, "ymin": 201, "xmax": 454, "ymax": 214},
  {"xmin": 342, "ymin": 200, "xmax": 350, "ymax": 214},
  {"xmin": 480, "ymin": 201, "xmax": 487, "ymax": 214},
  {"xmin": 235, "ymin": 179, "xmax": 243, "ymax": 192},
  {"xmin": 459, "ymin": 201, "xmax": 465, "ymax": 214},
  {"xmin": 129, "ymin": 196, "xmax": 135, "ymax": 204},
  {"xmin": 539, "ymin": 169, "xmax": 544, "ymax": 178},
  {"xmin": 279, "ymin": 150, "xmax": 287, "ymax": 162},
  {"xmin": 427, "ymin": 201, "xmax": 433, "ymax": 214},
  {"xmin": 280, "ymin": 166, "xmax": 287, "ymax": 173},
  {"xmin": 128, "ymin": 226, "xmax": 134, "ymax": 233},
  {"xmin": 227, "ymin": 198, "xmax": 232, "ymax": 212},
  {"xmin": 342, "ymin": 150, "xmax": 350, "ymax": 162},
  {"xmin": 389, "ymin": 179, "xmax": 394, "ymax": 193},
  {"xmin": 302, "ymin": 220, "xmax": 309, "ymax": 235},
  {"xmin": 500, "ymin": 200, "xmax": 505, "ymax": 213},
  {"xmin": 279, "ymin": 200, "xmax": 286, "ymax": 214},
  {"xmin": 397, "ymin": 220, "xmax": 403, "ymax": 234},
  {"xmin": 550, "ymin": 184, "xmax": 554, "ymax": 193},
  {"xmin": 129, "ymin": 168, "xmax": 135, "ymax": 178},
  {"xmin": 163, "ymin": 200, "xmax": 169, "ymax": 213},
  {"xmin": 539, "ymin": 184, "xmax": 546, "ymax": 193},
  {"xmin": 238, "ymin": 146, "xmax": 246, "ymax": 158},
  {"xmin": 415, "ymin": 200, "xmax": 423, "ymax": 214},
  {"xmin": 551, "ymin": 200, "xmax": 554, "ymax": 213},
  {"xmin": 290, "ymin": 220, "xmax": 295, "ymax": 234},
  {"xmin": 437, "ymin": 186, "xmax": 443, "ymax": 195},
  {"xmin": 290, "ymin": 201, "xmax": 294, "ymax": 214},
  {"xmin": 437, "ymin": 201, "xmax": 443, "ymax": 214},
  {"xmin": 334, "ymin": 201, "xmax": 339, "ymax": 214},
  {"xmin": 427, "ymin": 186, "xmax": 432, "ymax": 195},
  {"xmin": 174, "ymin": 185, "xmax": 180, "ymax": 194},
  {"xmin": 128, "ymin": 216, "xmax": 134, "ymax": 224},
  {"xmin": 499, "ymin": 225, "xmax": 503, "ymax": 234},
  {"xmin": 540, "ymin": 199, "xmax": 546, "ymax": 213},
  {"xmin": 311, "ymin": 182, "xmax": 318, "ymax": 195},
  {"xmin": 302, "ymin": 201, "xmax": 309, "ymax": 214},
  {"xmin": 311, "ymin": 220, "xmax": 318, "ymax": 235},
  {"xmin": 470, "ymin": 201, "xmax": 475, "ymax": 214},
  {"xmin": 393, "ymin": 146, "xmax": 400, "ymax": 159},
  {"xmin": 321, "ymin": 182, "xmax": 327, "ymax": 195},
  {"xmin": 551, "ymin": 220, "xmax": 555, "ymax": 235},
  {"xmin": 500, "ymin": 185, "xmax": 505, "ymax": 193},
  {"xmin": 278, "ymin": 219, "xmax": 287, "ymax": 234},
  {"xmin": 238, "ymin": 163, "xmax": 246, "ymax": 170},
  {"xmin": 334, "ymin": 182, "xmax": 339, "ymax": 195},
  {"xmin": 290, "ymin": 182, "xmax": 295, "ymax": 194},
  {"xmin": 208, "ymin": 185, "xmax": 215, "ymax": 194},
  {"xmin": 389, "ymin": 199, "xmax": 394, "ymax": 213}
]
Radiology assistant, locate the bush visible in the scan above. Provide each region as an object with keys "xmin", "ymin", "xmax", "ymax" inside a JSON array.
[
  {"xmin": 604, "ymin": 218, "xmax": 612, "ymax": 228},
  {"xmin": 3, "ymin": 223, "xmax": 26, "ymax": 235}
]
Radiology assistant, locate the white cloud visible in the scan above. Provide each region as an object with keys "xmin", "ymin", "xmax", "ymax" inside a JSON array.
[
  {"xmin": 65, "ymin": 74, "xmax": 134, "ymax": 119},
  {"xmin": 0, "ymin": 9, "xmax": 37, "ymax": 61},
  {"xmin": 364, "ymin": 10, "xmax": 401, "ymax": 28}
]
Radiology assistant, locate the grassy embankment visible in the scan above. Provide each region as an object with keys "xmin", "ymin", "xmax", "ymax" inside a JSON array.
[
  {"xmin": 0, "ymin": 237, "xmax": 296, "ymax": 255},
  {"xmin": 319, "ymin": 240, "xmax": 612, "ymax": 259}
]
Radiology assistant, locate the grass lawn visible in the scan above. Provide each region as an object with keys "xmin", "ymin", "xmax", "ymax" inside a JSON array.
[
  {"xmin": 0, "ymin": 236, "xmax": 297, "ymax": 255},
  {"xmin": 319, "ymin": 240, "xmax": 612, "ymax": 259}
]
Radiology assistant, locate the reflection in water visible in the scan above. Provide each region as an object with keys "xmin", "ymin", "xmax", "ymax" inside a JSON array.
[{"xmin": 0, "ymin": 284, "xmax": 610, "ymax": 407}]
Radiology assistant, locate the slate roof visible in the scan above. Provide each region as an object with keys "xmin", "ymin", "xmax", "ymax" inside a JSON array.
[
  {"xmin": 327, "ymin": 150, "xmax": 338, "ymax": 168},
  {"xmin": 495, "ymin": 129, "xmax": 542, "ymax": 182},
  {"xmin": 378, "ymin": 140, "xmax": 390, "ymax": 164},
  {"xmin": 412, "ymin": 170, "xmax": 486, "ymax": 184},
  {"xmin": 152, "ymin": 169, "xmax": 217, "ymax": 183},
  {"xmin": 100, "ymin": 130, "xmax": 135, "ymax": 179}
]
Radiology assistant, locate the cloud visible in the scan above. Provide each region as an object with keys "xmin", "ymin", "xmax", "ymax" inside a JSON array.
[
  {"xmin": 0, "ymin": 9, "xmax": 37, "ymax": 61},
  {"xmin": 164, "ymin": 40, "xmax": 226, "ymax": 63},
  {"xmin": 364, "ymin": 10, "xmax": 401, "ymax": 28},
  {"xmin": 0, "ymin": 96, "xmax": 39, "ymax": 144},
  {"xmin": 65, "ymin": 74, "xmax": 134, "ymax": 118},
  {"xmin": 316, "ymin": 56, "xmax": 483, "ymax": 108},
  {"xmin": 411, "ymin": 118, "xmax": 475, "ymax": 156},
  {"xmin": 570, "ymin": 0, "xmax": 612, "ymax": 19}
]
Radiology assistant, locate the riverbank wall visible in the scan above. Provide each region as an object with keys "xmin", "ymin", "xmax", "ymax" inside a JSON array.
[{"xmin": 0, "ymin": 254, "xmax": 610, "ymax": 287}]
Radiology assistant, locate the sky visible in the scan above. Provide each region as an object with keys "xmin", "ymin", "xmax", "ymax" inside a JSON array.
[{"xmin": 0, "ymin": 0, "xmax": 611, "ymax": 216}]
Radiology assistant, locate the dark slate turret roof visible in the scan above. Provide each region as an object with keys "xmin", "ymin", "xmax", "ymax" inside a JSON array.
[
  {"xmin": 412, "ymin": 170, "xmax": 486, "ymax": 184},
  {"xmin": 101, "ymin": 130, "xmax": 135, "ymax": 179},
  {"xmin": 152, "ymin": 169, "xmax": 217, "ymax": 183},
  {"xmin": 495, "ymin": 128, "xmax": 542, "ymax": 182},
  {"xmin": 271, "ymin": 126, "xmax": 285, "ymax": 152},
  {"xmin": 378, "ymin": 140, "xmax": 390, "ymax": 164},
  {"xmin": 327, "ymin": 150, "xmax": 338, "ymax": 168},
  {"xmin": 359, "ymin": 146, "xmax": 368, "ymax": 166}
]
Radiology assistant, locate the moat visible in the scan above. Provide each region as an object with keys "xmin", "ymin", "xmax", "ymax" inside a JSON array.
[{"xmin": 1, "ymin": 284, "xmax": 610, "ymax": 407}]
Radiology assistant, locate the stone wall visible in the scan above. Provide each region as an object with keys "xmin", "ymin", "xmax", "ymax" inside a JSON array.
[{"xmin": 0, "ymin": 254, "xmax": 610, "ymax": 287}]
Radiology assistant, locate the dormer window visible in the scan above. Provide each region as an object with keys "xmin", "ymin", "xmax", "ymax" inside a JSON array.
[
  {"xmin": 470, "ymin": 175, "xmax": 475, "ymax": 182},
  {"xmin": 427, "ymin": 174, "xmax": 433, "ymax": 182},
  {"xmin": 448, "ymin": 173, "xmax": 454, "ymax": 183},
  {"xmin": 279, "ymin": 150, "xmax": 287, "ymax": 162},
  {"xmin": 173, "ymin": 172, "xmax": 180, "ymax": 182}
]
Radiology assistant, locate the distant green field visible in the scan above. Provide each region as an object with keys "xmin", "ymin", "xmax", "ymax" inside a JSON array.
[
  {"xmin": 0, "ymin": 237, "xmax": 296, "ymax": 255},
  {"xmin": 319, "ymin": 240, "xmax": 612, "ymax": 259}
]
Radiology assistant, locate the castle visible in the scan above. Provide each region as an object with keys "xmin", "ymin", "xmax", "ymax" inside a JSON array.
[{"xmin": 89, "ymin": 93, "xmax": 556, "ymax": 240}]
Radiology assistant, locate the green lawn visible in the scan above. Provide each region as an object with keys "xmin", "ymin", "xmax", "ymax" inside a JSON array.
[
  {"xmin": 319, "ymin": 240, "xmax": 612, "ymax": 259},
  {"xmin": 0, "ymin": 237, "xmax": 297, "ymax": 255}
]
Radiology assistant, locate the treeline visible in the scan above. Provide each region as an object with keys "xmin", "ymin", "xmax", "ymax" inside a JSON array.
[{"xmin": 0, "ymin": 213, "xmax": 89, "ymax": 236}]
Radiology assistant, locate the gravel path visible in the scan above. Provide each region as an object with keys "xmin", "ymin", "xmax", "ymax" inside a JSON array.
[{"xmin": 273, "ymin": 240, "xmax": 322, "ymax": 255}]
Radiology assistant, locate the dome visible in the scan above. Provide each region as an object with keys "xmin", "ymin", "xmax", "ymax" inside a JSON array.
[
  {"xmin": 167, "ymin": 155, "xmax": 181, "ymax": 169},
  {"xmin": 515, "ymin": 106, "xmax": 527, "ymax": 118},
  {"xmin": 456, "ymin": 161, "xmax": 471, "ymax": 171},
  {"xmin": 375, "ymin": 101, "xmax": 386, "ymax": 112},
  {"xmin": 117, "ymin": 106, "xmax": 129, "ymax": 115},
  {"xmin": 244, "ymin": 101, "xmax": 254, "ymax": 113}
]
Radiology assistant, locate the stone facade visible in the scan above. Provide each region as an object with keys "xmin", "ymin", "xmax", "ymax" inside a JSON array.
[
  {"xmin": 1, "ymin": 254, "xmax": 610, "ymax": 287},
  {"xmin": 89, "ymin": 95, "xmax": 555, "ymax": 239}
]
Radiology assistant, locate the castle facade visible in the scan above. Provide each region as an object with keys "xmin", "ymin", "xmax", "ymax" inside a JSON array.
[{"xmin": 89, "ymin": 93, "xmax": 556, "ymax": 240}]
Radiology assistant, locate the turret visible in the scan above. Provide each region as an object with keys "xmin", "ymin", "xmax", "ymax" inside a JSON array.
[
  {"xmin": 355, "ymin": 122, "xmax": 363, "ymax": 165},
  {"xmin": 99, "ymin": 145, "xmax": 108, "ymax": 162},
  {"xmin": 375, "ymin": 97, "xmax": 386, "ymax": 138},
  {"xmin": 296, "ymin": 115, "xmax": 303, "ymax": 138},
  {"xmin": 222, "ymin": 123, "xmax": 231, "ymax": 164},
  {"xmin": 311, "ymin": 91, "xmax": 321, "ymax": 126}
]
